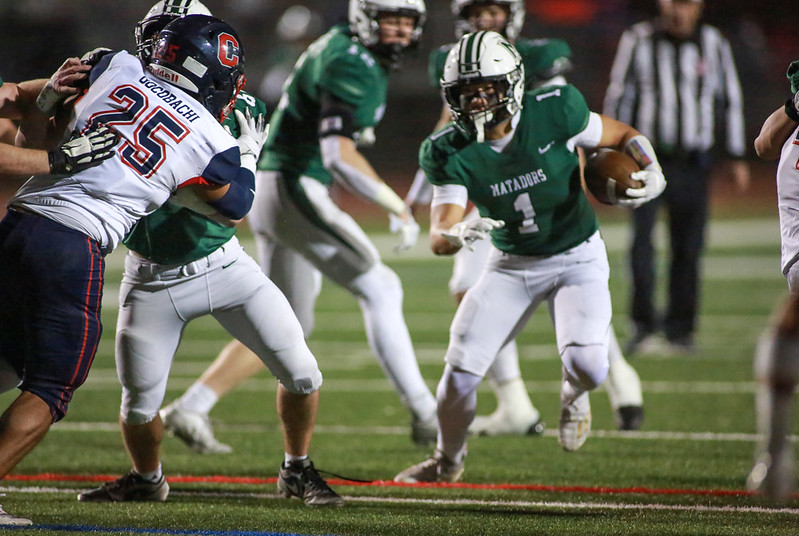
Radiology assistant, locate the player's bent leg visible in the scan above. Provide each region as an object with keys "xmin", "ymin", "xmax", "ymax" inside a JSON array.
[
  {"xmin": 349, "ymin": 263, "xmax": 438, "ymax": 445},
  {"xmin": 469, "ymin": 341, "xmax": 544, "ymax": 437},
  {"xmin": 78, "ymin": 413, "xmax": 169, "ymax": 503},
  {"xmin": 161, "ymin": 341, "xmax": 262, "ymax": 455},
  {"xmin": 605, "ymin": 328, "xmax": 644, "ymax": 431},
  {"xmin": 394, "ymin": 365, "xmax": 475, "ymax": 483},
  {"xmin": 748, "ymin": 295, "xmax": 799, "ymax": 500},
  {"xmin": 0, "ymin": 391, "xmax": 52, "ymax": 479},
  {"xmin": 559, "ymin": 344, "xmax": 609, "ymax": 452}
]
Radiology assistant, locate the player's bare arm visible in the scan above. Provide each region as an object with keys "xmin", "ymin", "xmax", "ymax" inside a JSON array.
[
  {"xmin": 430, "ymin": 202, "xmax": 467, "ymax": 256},
  {"xmin": 755, "ymin": 105, "xmax": 798, "ymax": 160}
]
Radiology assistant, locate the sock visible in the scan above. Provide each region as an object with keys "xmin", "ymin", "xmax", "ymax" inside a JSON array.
[
  {"xmin": 492, "ymin": 377, "xmax": 538, "ymax": 420},
  {"xmin": 436, "ymin": 365, "xmax": 481, "ymax": 465},
  {"xmin": 285, "ymin": 453, "xmax": 308, "ymax": 466},
  {"xmin": 134, "ymin": 464, "xmax": 163, "ymax": 483},
  {"xmin": 605, "ymin": 329, "xmax": 643, "ymax": 408},
  {"xmin": 178, "ymin": 382, "xmax": 219, "ymax": 414}
]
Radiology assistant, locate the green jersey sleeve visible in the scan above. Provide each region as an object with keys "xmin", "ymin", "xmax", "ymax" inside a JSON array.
[
  {"xmin": 319, "ymin": 48, "xmax": 386, "ymax": 129},
  {"xmin": 428, "ymin": 45, "xmax": 452, "ymax": 89},
  {"xmin": 515, "ymin": 38, "xmax": 572, "ymax": 88},
  {"xmin": 222, "ymin": 91, "xmax": 268, "ymax": 138}
]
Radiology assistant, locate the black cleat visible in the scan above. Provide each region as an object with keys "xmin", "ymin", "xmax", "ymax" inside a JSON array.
[
  {"xmin": 616, "ymin": 405, "xmax": 644, "ymax": 431},
  {"xmin": 277, "ymin": 459, "xmax": 344, "ymax": 507},
  {"xmin": 77, "ymin": 471, "xmax": 169, "ymax": 502}
]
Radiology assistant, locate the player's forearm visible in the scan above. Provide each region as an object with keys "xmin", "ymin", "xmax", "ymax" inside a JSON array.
[
  {"xmin": 0, "ymin": 144, "xmax": 51, "ymax": 176},
  {"xmin": 755, "ymin": 106, "xmax": 797, "ymax": 161},
  {"xmin": 429, "ymin": 203, "xmax": 465, "ymax": 256},
  {"xmin": 320, "ymin": 135, "xmax": 406, "ymax": 216}
]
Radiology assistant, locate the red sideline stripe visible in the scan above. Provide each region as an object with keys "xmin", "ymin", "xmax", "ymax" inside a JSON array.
[{"xmin": 5, "ymin": 473, "xmax": 757, "ymax": 498}]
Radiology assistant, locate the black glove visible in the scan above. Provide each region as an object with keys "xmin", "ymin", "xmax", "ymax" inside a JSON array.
[{"xmin": 48, "ymin": 123, "xmax": 119, "ymax": 174}]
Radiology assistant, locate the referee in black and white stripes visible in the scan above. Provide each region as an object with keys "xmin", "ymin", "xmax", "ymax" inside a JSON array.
[{"xmin": 603, "ymin": 0, "xmax": 751, "ymax": 354}]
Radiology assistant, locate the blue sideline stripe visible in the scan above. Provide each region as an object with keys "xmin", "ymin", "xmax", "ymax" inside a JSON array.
[{"xmin": 6, "ymin": 525, "xmax": 332, "ymax": 536}]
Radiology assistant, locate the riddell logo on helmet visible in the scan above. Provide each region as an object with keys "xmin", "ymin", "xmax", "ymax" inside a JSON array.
[{"xmin": 148, "ymin": 65, "xmax": 180, "ymax": 84}]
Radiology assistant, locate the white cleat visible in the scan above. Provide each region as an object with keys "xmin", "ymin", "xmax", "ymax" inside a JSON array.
[
  {"xmin": 394, "ymin": 450, "xmax": 465, "ymax": 483},
  {"xmin": 160, "ymin": 403, "xmax": 233, "ymax": 454},
  {"xmin": 0, "ymin": 500, "xmax": 32, "ymax": 526},
  {"xmin": 469, "ymin": 408, "xmax": 545, "ymax": 436},
  {"xmin": 747, "ymin": 446, "xmax": 796, "ymax": 502},
  {"xmin": 558, "ymin": 392, "xmax": 591, "ymax": 452}
]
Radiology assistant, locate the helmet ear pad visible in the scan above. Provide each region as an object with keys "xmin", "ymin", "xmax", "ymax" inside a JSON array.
[{"xmin": 148, "ymin": 14, "xmax": 246, "ymax": 122}]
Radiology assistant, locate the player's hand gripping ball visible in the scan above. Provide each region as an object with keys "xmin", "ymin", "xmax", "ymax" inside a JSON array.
[{"xmin": 583, "ymin": 148, "xmax": 643, "ymax": 205}]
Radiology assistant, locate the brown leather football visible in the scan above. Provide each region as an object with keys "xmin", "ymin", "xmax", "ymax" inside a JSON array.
[{"xmin": 583, "ymin": 148, "xmax": 643, "ymax": 205}]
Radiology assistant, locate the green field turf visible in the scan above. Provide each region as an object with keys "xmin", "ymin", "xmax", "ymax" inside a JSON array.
[{"xmin": 1, "ymin": 215, "xmax": 797, "ymax": 536}]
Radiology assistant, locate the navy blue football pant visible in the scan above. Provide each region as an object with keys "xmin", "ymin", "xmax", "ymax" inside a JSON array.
[
  {"xmin": 628, "ymin": 153, "xmax": 712, "ymax": 341},
  {"xmin": 0, "ymin": 209, "xmax": 104, "ymax": 422}
]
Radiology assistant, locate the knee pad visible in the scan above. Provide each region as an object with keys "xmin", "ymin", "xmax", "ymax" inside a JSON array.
[
  {"xmin": 123, "ymin": 409, "xmax": 159, "ymax": 426},
  {"xmin": 119, "ymin": 386, "xmax": 164, "ymax": 425},
  {"xmin": 562, "ymin": 344, "xmax": 609, "ymax": 391},
  {"xmin": 279, "ymin": 367, "xmax": 323, "ymax": 395},
  {"xmin": 351, "ymin": 263, "xmax": 403, "ymax": 303}
]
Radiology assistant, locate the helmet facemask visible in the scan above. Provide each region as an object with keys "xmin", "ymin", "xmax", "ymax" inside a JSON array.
[
  {"xmin": 134, "ymin": 0, "xmax": 212, "ymax": 63},
  {"xmin": 451, "ymin": 0, "xmax": 525, "ymax": 41},
  {"xmin": 349, "ymin": 0, "xmax": 426, "ymax": 70},
  {"xmin": 442, "ymin": 31, "xmax": 525, "ymax": 142}
]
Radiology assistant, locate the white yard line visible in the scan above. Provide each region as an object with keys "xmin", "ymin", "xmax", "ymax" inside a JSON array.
[
  {"xmin": 3, "ymin": 485, "xmax": 797, "ymax": 517},
  {"xmin": 46, "ymin": 420, "xmax": 798, "ymax": 444}
]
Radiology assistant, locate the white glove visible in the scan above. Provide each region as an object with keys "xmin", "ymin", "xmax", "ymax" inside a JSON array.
[
  {"xmin": 170, "ymin": 185, "xmax": 216, "ymax": 216},
  {"xmin": 234, "ymin": 108, "xmax": 268, "ymax": 172},
  {"xmin": 389, "ymin": 211, "xmax": 420, "ymax": 253},
  {"xmin": 441, "ymin": 217, "xmax": 504, "ymax": 251},
  {"xmin": 618, "ymin": 168, "xmax": 667, "ymax": 208},
  {"xmin": 48, "ymin": 123, "xmax": 119, "ymax": 174}
]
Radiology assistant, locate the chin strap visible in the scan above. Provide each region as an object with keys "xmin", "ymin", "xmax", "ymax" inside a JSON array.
[{"xmin": 473, "ymin": 114, "xmax": 487, "ymax": 143}]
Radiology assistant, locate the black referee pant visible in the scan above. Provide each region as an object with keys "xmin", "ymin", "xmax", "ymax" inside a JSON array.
[{"xmin": 628, "ymin": 152, "xmax": 713, "ymax": 345}]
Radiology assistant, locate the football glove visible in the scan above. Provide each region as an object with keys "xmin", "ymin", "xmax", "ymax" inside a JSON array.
[
  {"xmin": 36, "ymin": 54, "xmax": 102, "ymax": 114},
  {"xmin": 441, "ymin": 217, "xmax": 504, "ymax": 251},
  {"xmin": 389, "ymin": 210, "xmax": 420, "ymax": 253},
  {"xmin": 787, "ymin": 60, "xmax": 799, "ymax": 94},
  {"xmin": 618, "ymin": 168, "xmax": 667, "ymax": 208},
  {"xmin": 48, "ymin": 123, "xmax": 119, "ymax": 174},
  {"xmin": 234, "ymin": 108, "xmax": 268, "ymax": 173}
]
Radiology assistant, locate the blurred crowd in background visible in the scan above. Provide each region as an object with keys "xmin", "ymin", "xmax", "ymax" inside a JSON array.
[{"xmin": 0, "ymin": 0, "xmax": 795, "ymax": 188}]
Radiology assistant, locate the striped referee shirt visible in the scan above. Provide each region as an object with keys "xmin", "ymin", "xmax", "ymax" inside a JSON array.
[{"xmin": 603, "ymin": 20, "xmax": 746, "ymax": 158}]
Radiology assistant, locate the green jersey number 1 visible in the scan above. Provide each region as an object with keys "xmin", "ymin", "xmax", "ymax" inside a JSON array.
[{"xmin": 513, "ymin": 193, "xmax": 539, "ymax": 234}]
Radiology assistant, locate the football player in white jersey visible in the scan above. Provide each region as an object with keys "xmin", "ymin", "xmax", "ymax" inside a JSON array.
[
  {"xmin": 403, "ymin": 0, "xmax": 644, "ymax": 436},
  {"xmin": 0, "ymin": 14, "xmax": 264, "ymax": 525},
  {"xmin": 394, "ymin": 31, "xmax": 665, "ymax": 483},
  {"xmin": 77, "ymin": 1, "xmax": 342, "ymax": 507},
  {"xmin": 746, "ymin": 69, "xmax": 799, "ymax": 501}
]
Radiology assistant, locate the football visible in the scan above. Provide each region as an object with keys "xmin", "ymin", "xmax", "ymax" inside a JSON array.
[{"xmin": 583, "ymin": 148, "xmax": 643, "ymax": 205}]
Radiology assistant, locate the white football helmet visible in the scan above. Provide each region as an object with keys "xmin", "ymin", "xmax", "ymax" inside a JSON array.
[
  {"xmin": 135, "ymin": 0, "xmax": 212, "ymax": 62},
  {"xmin": 451, "ymin": 0, "xmax": 526, "ymax": 41},
  {"xmin": 442, "ymin": 31, "xmax": 525, "ymax": 142},
  {"xmin": 349, "ymin": 0, "xmax": 426, "ymax": 68}
]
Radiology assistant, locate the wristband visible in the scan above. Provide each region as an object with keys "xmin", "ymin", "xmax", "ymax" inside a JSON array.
[{"xmin": 785, "ymin": 97, "xmax": 799, "ymax": 123}]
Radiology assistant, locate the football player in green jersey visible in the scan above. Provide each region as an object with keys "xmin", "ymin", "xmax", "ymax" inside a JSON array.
[
  {"xmin": 77, "ymin": 2, "xmax": 343, "ymax": 507},
  {"xmin": 404, "ymin": 0, "xmax": 644, "ymax": 438},
  {"xmin": 395, "ymin": 31, "xmax": 665, "ymax": 483},
  {"xmin": 161, "ymin": 0, "xmax": 439, "ymax": 449}
]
